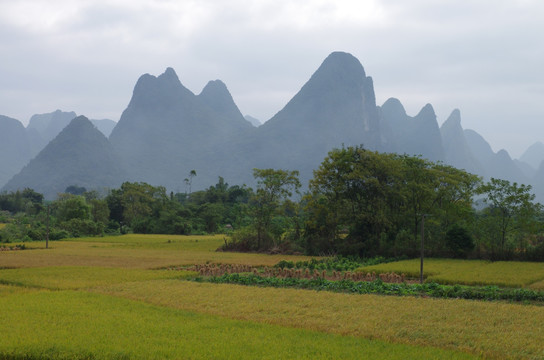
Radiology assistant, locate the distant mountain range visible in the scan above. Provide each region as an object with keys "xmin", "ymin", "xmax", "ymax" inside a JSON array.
[{"xmin": 2, "ymin": 51, "xmax": 544, "ymax": 200}]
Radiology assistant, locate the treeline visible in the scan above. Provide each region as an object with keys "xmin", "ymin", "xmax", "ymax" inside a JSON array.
[
  {"xmin": 0, "ymin": 177, "xmax": 253, "ymax": 242},
  {"xmin": 1, "ymin": 145, "xmax": 543, "ymax": 261}
]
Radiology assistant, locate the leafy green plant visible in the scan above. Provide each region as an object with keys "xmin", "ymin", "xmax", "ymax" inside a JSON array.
[{"xmin": 201, "ymin": 273, "xmax": 544, "ymax": 303}]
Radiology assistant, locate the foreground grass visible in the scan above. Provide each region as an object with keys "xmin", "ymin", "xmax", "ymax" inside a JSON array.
[
  {"xmin": 362, "ymin": 258, "xmax": 544, "ymax": 288},
  {"xmin": 0, "ymin": 290, "xmax": 473, "ymax": 360},
  {"xmin": 94, "ymin": 279, "xmax": 544, "ymax": 359},
  {"xmin": 2, "ymin": 235, "xmax": 544, "ymax": 359}
]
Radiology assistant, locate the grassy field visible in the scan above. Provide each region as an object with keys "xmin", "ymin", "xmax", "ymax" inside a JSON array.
[
  {"xmin": 0, "ymin": 223, "xmax": 6, "ymax": 230},
  {"xmin": 362, "ymin": 258, "xmax": 544, "ymax": 288},
  {"xmin": 0, "ymin": 289, "xmax": 474, "ymax": 360},
  {"xmin": 0, "ymin": 234, "xmax": 314, "ymax": 269},
  {"xmin": 1, "ymin": 234, "xmax": 543, "ymax": 359}
]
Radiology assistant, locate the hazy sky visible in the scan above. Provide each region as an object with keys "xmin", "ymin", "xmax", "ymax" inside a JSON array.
[{"xmin": 1, "ymin": 0, "xmax": 543, "ymax": 158}]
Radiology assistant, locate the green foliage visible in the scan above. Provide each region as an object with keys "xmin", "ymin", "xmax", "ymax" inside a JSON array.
[
  {"xmin": 58, "ymin": 218, "xmax": 104, "ymax": 237},
  {"xmin": 0, "ymin": 188, "xmax": 43, "ymax": 214},
  {"xmin": 274, "ymin": 256, "xmax": 396, "ymax": 271},
  {"xmin": 475, "ymin": 178, "xmax": 542, "ymax": 260},
  {"xmin": 204, "ymin": 273, "xmax": 544, "ymax": 303},
  {"xmin": 251, "ymin": 168, "xmax": 301, "ymax": 250},
  {"xmin": 305, "ymin": 146, "xmax": 480, "ymax": 258},
  {"xmin": 445, "ymin": 225, "xmax": 475, "ymax": 258},
  {"xmin": 65, "ymin": 185, "xmax": 87, "ymax": 195},
  {"xmin": 55, "ymin": 194, "xmax": 91, "ymax": 222}
]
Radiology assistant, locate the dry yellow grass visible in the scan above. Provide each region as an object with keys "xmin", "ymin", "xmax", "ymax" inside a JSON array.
[
  {"xmin": 93, "ymin": 279, "xmax": 544, "ymax": 360},
  {"xmin": 529, "ymin": 279, "xmax": 544, "ymax": 290},
  {"xmin": 363, "ymin": 258, "xmax": 544, "ymax": 288},
  {"xmin": 0, "ymin": 266, "xmax": 192, "ymax": 290},
  {"xmin": 0, "ymin": 235, "xmax": 314, "ymax": 269}
]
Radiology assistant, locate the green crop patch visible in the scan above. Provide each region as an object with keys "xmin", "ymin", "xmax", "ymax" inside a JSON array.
[{"xmin": 0, "ymin": 291, "xmax": 473, "ymax": 360}]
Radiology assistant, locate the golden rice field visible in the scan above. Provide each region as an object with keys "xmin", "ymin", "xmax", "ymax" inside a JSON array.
[
  {"xmin": 1, "ymin": 234, "xmax": 543, "ymax": 359},
  {"xmin": 362, "ymin": 258, "xmax": 544, "ymax": 288}
]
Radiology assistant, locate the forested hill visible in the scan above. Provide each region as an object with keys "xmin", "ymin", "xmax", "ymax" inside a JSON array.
[{"xmin": 2, "ymin": 51, "xmax": 543, "ymax": 200}]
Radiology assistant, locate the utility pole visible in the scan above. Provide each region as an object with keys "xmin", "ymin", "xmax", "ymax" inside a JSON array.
[
  {"xmin": 420, "ymin": 214, "xmax": 425, "ymax": 284},
  {"xmin": 46, "ymin": 204, "xmax": 50, "ymax": 249}
]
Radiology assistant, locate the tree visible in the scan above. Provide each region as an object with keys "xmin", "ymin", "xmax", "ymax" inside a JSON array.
[
  {"xmin": 445, "ymin": 224, "xmax": 474, "ymax": 258},
  {"xmin": 251, "ymin": 168, "xmax": 301, "ymax": 249},
  {"xmin": 184, "ymin": 170, "xmax": 197, "ymax": 195},
  {"xmin": 399, "ymin": 156, "xmax": 480, "ymax": 255},
  {"xmin": 105, "ymin": 182, "xmax": 168, "ymax": 231},
  {"xmin": 55, "ymin": 194, "xmax": 91, "ymax": 222},
  {"xmin": 64, "ymin": 185, "xmax": 87, "ymax": 196},
  {"xmin": 305, "ymin": 146, "xmax": 479, "ymax": 257},
  {"xmin": 477, "ymin": 178, "xmax": 541, "ymax": 259}
]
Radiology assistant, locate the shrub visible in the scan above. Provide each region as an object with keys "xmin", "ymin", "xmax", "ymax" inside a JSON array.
[
  {"xmin": 446, "ymin": 225, "xmax": 475, "ymax": 258},
  {"xmin": 59, "ymin": 219, "xmax": 103, "ymax": 237}
]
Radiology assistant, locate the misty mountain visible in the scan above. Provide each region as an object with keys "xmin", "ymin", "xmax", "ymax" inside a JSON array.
[
  {"xmin": 0, "ymin": 115, "xmax": 32, "ymax": 188},
  {"xmin": 26, "ymin": 110, "xmax": 116, "ymax": 155},
  {"xmin": 4, "ymin": 51, "xmax": 543, "ymax": 201},
  {"xmin": 198, "ymin": 80, "xmax": 253, "ymax": 129},
  {"xmin": 209, "ymin": 51, "xmax": 382, "ymax": 187},
  {"xmin": 440, "ymin": 109, "xmax": 482, "ymax": 174},
  {"xmin": 520, "ymin": 141, "xmax": 544, "ymax": 170},
  {"xmin": 244, "ymin": 115, "xmax": 262, "ymax": 127},
  {"xmin": 109, "ymin": 67, "xmax": 254, "ymax": 190},
  {"xmin": 464, "ymin": 129, "xmax": 529, "ymax": 185},
  {"xmin": 532, "ymin": 162, "xmax": 544, "ymax": 203},
  {"xmin": 380, "ymin": 98, "xmax": 444, "ymax": 162},
  {"xmin": 91, "ymin": 119, "xmax": 117, "ymax": 137},
  {"xmin": 27, "ymin": 110, "xmax": 77, "ymax": 154},
  {"xmin": 3, "ymin": 116, "xmax": 124, "ymax": 199}
]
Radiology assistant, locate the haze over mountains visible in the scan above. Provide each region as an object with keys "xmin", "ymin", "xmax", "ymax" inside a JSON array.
[{"xmin": 2, "ymin": 51, "xmax": 544, "ymax": 200}]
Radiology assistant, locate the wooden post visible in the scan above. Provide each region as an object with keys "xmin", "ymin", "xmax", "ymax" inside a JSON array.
[
  {"xmin": 46, "ymin": 204, "xmax": 50, "ymax": 249},
  {"xmin": 420, "ymin": 214, "xmax": 425, "ymax": 284}
]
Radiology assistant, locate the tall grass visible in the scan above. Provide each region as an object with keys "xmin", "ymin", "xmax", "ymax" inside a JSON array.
[
  {"xmin": 362, "ymin": 258, "xmax": 544, "ymax": 288},
  {"xmin": 0, "ymin": 235, "xmax": 315, "ymax": 269},
  {"xmin": 0, "ymin": 290, "xmax": 473, "ymax": 359},
  {"xmin": 0, "ymin": 266, "xmax": 194, "ymax": 290},
  {"xmin": 94, "ymin": 279, "xmax": 544, "ymax": 360},
  {"xmin": 2, "ymin": 234, "xmax": 543, "ymax": 359}
]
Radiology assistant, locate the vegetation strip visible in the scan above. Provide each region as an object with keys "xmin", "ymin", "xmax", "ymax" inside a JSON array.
[{"xmin": 198, "ymin": 273, "xmax": 544, "ymax": 303}]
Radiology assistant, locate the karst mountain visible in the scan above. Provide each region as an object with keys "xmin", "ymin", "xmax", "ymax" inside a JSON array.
[{"xmin": 1, "ymin": 51, "xmax": 542, "ymax": 200}]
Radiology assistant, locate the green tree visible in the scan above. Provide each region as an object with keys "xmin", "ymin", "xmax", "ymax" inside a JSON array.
[
  {"xmin": 184, "ymin": 170, "xmax": 197, "ymax": 195},
  {"xmin": 305, "ymin": 146, "xmax": 479, "ymax": 257},
  {"xmin": 476, "ymin": 178, "xmax": 541, "ymax": 259},
  {"xmin": 251, "ymin": 168, "xmax": 301, "ymax": 249},
  {"xmin": 55, "ymin": 194, "xmax": 91, "ymax": 222}
]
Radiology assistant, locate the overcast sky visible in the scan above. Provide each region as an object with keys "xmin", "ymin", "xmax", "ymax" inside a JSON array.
[{"xmin": 1, "ymin": 0, "xmax": 543, "ymax": 158}]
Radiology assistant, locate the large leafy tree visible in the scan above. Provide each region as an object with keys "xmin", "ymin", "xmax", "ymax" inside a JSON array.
[
  {"xmin": 251, "ymin": 168, "xmax": 301, "ymax": 249},
  {"xmin": 305, "ymin": 146, "xmax": 479, "ymax": 257},
  {"xmin": 476, "ymin": 178, "xmax": 542, "ymax": 258}
]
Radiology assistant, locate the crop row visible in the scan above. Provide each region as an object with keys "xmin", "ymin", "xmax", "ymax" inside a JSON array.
[
  {"xmin": 186, "ymin": 263, "xmax": 407, "ymax": 283},
  {"xmin": 198, "ymin": 273, "xmax": 544, "ymax": 303},
  {"xmin": 0, "ymin": 244, "xmax": 25, "ymax": 251}
]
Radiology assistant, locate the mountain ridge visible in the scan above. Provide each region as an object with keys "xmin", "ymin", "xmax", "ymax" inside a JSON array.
[{"xmin": 2, "ymin": 51, "xmax": 542, "ymax": 201}]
